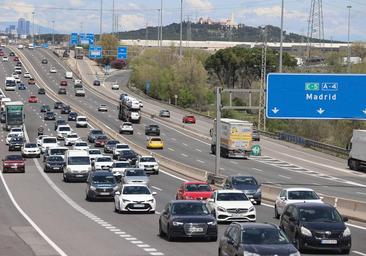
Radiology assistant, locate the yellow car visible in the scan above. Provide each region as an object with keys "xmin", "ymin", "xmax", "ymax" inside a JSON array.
[{"xmin": 147, "ymin": 137, "xmax": 164, "ymax": 149}]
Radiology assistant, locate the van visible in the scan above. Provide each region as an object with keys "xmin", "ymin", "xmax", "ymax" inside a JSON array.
[
  {"xmin": 65, "ymin": 71, "xmax": 73, "ymax": 79},
  {"xmin": 64, "ymin": 150, "xmax": 91, "ymax": 182},
  {"xmin": 5, "ymin": 77, "xmax": 16, "ymax": 91}
]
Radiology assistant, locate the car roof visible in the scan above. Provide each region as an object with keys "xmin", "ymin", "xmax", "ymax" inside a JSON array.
[
  {"xmin": 170, "ymin": 200, "xmax": 205, "ymax": 204},
  {"xmin": 233, "ymin": 222, "xmax": 279, "ymax": 230},
  {"xmin": 284, "ymin": 187, "xmax": 316, "ymax": 192},
  {"xmin": 230, "ymin": 175, "xmax": 256, "ymax": 179},
  {"xmin": 216, "ymin": 189, "xmax": 244, "ymax": 193},
  {"xmin": 291, "ymin": 202, "xmax": 333, "ymax": 209},
  {"xmin": 91, "ymin": 171, "xmax": 114, "ymax": 176}
]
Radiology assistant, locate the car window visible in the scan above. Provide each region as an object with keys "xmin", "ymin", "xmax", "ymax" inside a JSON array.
[
  {"xmin": 242, "ymin": 228, "xmax": 289, "ymax": 245},
  {"xmin": 217, "ymin": 192, "xmax": 248, "ymax": 201},
  {"xmin": 123, "ymin": 186, "xmax": 150, "ymax": 194},
  {"xmin": 232, "ymin": 177, "xmax": 257, "ymax": 186},
  {"xmin": 140, "ymin": 157, "xmax": 156, "ymax": 162},
  {"xmin": 288, "ymin": 191, "xmax": 319, "ymax": 200},
  {"xmin": 171, "ymin": 203, "xmax": 209, "ymax": 215},
  {"xmin": 299, "ymin": 207, "xmax": 342, "ymax": 222},
  {"xmin": 280, "ymin": 190, "xmax": 286, "ymax": 198},
  {"xmin": 185, "ymin": 184, "xmax": 211, "ymax": 192},
  {"xmin": 228, "ymin": 226, "xmax": 239, "ymax": 242},
  {"xmin": 92, "ymin": 175, "xmax": 116, "ymax": 184},
  {"xmin": 125, "ymin": 169, "xmax": 146, "ymax": 176},
  {"xmin": 6, "ymin": 155, "xmax": 23, "ymax": 161},
  {"xmin": 151, "ymin": 138, "xmax": 161, "ymax": 142},
  {"xmin": 48, "ymin": 156, "xmax": 63, "ymax": 162}
]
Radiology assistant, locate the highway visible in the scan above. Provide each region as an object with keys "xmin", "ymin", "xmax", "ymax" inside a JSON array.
[{"xmin": 1, "ymin": 46, "xmax": 366, "ymax": 256}]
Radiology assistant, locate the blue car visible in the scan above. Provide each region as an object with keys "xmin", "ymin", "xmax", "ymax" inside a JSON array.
[{"xmin": 18, "ymin": 83, "xmax": 26, "ymax": 90}]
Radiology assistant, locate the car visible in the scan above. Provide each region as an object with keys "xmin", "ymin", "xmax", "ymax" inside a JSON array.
[
  {"xmin": 63, "ymin": 149, "xmax": 91, "ymax": 182},
  {"xmin": 85, "ymin": 171, "xmax": 118, "ymax": 201},
  {"xmin": 159, "ymin": 109, "xmax": 170, "ymax": 118},
  {"xmin": 159, "ymin": 200, "xmax": 218, "ymax": 241},
  {"xmin": 145, "ymin": 124, "xmax": 160, "ymax": 136},
  {"xmin": 111, "ymin": 161, "xmax": 131, "ymax": 180},
  {"xmin": 252, "ymin": 128, "xmax": 260, "ymax": 141},
  {"xmin": 54, "ymin": 119, "xmax": 67, "ymax": 130},
  {"xmin": 87, "ymin": 148, "xmax": 103, "ymax": 162},
  {"xmin": 58, "ymin": 87, "xmax": 67, "ymax": 95},
  {"xmin": 63, "ymin": 51, "xmax": 69, "ymax": 57},
  {"xmin": 147, "ymin": 137, "xmax": 164, "ymax": 149},
  {"xmin": 2, "ymin": 56, "xmax": 8, "ymax": 62},
  {"xmin": 15, "ymin": 61, "xmax": 22, "ymax": 67},
  {"xmin": 119, "ymin": 122, "xmax": 133, "ymax": 134},
  {"xmin": 2, "ymin": 155, "xmax": 25, "ymax": 173},
  {"xmin": 44, "ymin": 111, "xmax": 56, "ymax": 120},
  {"xmin": 28, "ymin": 95, "xmax": 38, "ymax": 103},
  {"xmin": 98, "ymin": 104, "xmax": 108, "ymax": 112},
  {"xmin": 93, "ymin": 156, "xmax": 114, "ymax": 170},
  {"xmin": 43, "ymin": 147, "xmax": 68, "ymax": 162},
  {"xmin": 114, "ymin": 184, "xmax": 156, "ymax": 213},
  {"xmin": 54, "ymin": 102, "xmax": 63, "ymax": 109},
  {"xmin": 21, "ymin": 143, "xmax": 41, "ymax": 158},
  {"xmin": 219, "ymin": 223, "xmax": 300, "ymax": 256},
  {"xmin": 39, "ymin": 136, "xmax": 59, "ymax": 153},
  {"xmin": 13, "ymin": 56, "xmax": 19, "ymax": 61},
  {"xmin": 41, "ymin": 59, "xmax": 48, "ymax": 64},
  {"xmin": 74, "ymin": 79, "xmax": 82, "ymax": 86},
  {"xmin": 224, "ymin": 176, "xmax": 262, "ymax": 205},
  {"xmin": 40, "ymin": 105, "xmax": 50, "ymax": 113},
  {"xmin": 274, "ymin": 188, "xmax": 323, "ymax": 219},
  {"xmin": 100, "ymin": 140, "xmax": 118, "ymax": 154},
  {"xmin": 9, "ymin": 127, "xmax": 23, "ymax": 137},
  {"xmin": 56, "ymin": 124, "xmax": 72, "ymax": 140},
  {"xmin": 12, "ymin": 73, "xmax": 20, "ymax": 79},
  {"xmin": 175, "ymin": 181, "xmax": 213, "ymax": 200},
  {"xmin": 9, "ymin": 52, "xmax": 15, "ymax": 56},
  {"xmin": 64, "ymin": 133, "xmax": 80, "ymax": 146},
  {"xmin": 75, "ymin": 87, "xmax": 85, "ymax": 97},
  {"xmin": 88, "ymin": 129, "xmax": 104, "ymax": 143},
  {"xmin": 28, "ymin": 78, "xmax": 35, "ymax": 85},
  {"xmin": 279, "ymin": 202, "xmax": 351, "ymax": 254},
  {"xmin": 139, "ymin": 101, "xmax": 143, "ymax": 108},
  {"xmin": 61, "ymin": 105, "xmax": 71, "ymax": 114},
  {"xmin": 94, "ymin": 135, "xmax": 109, "ymax": 147},
  {"xmin": 112, "ymin": 83, "xmax": 119, "ymax": 90},
  {"xmin": 93, "ymin": 80, "xmax": 100, "ymax": 86},
  {"xmin": 207, "ymin": 189, "xmax": 256, "ymax": 222},
  {"xmin": 6, "ymin": 133, "xmax": 21, "ymax": 145},
  {"xmin": 116, "ymin": 149, "xmax": 138, "ymax": 165},
  {"xmin": 36, "ymin": 135, "xmax": 47, "ymax": 147},
  {"xmin": 122, "ymin": 168, "xmax": 149, "ymax": 185},
  {"xmin": 49, "ymin": 67, "xmax": 57, "ymax": 73},
  {"xmin": 0, "ymin": 112, "xmax": 5, "ymax": 123},
  {"xmin": 8, "ymin": 137, "xmax": 24, "ymax": 151},
  {"xmin": 60, "ymin": 80, "xmax": 67, "ymax": 86},
  {"xmin": 14, "ymin": 67, "xmax": 22, "ymax": 74},
  {"xmin": 136, "ymin": 156, "xmax": 159, "ymax": 175},
  {"xmin": 72, "ymin": 141, "xmax": 89, "ymax": 151},
  {"xmin": 76, "ymin": 116, "xmax": 87, "ymax": 127},
  {"xmin": 23, "ymin": 71, "xmax": 31, "ymax": 78},
  {"xmin": 68, "ymin": 112, "xmax": 78, "ymax": 121},
  {"xmin": 112, "ymin": 143, "xmax": 130, "ymax": 159},
  {"xmin": 18, "ymin": 83, "xmax": 26, "ymax": 90},
  {"xmin": 38, "ymin": 88, "xmax": 45, "ymax": 94},
  {"xmin": 65, "ymin": 71, "xmax": 73, "ymax": 79},
  {"xmin": 182, "ymin": 115, "xmax": 196, "ymax": 124},
  {"xmin": 119, "ymin": 93, "xmax": 128, "ymax": 101},
  {"xmin": 44, "ymin": 155, "xmax": 65, "ymax": 173}
]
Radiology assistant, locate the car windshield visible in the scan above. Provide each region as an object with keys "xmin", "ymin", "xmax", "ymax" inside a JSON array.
[
  {"xmin": 25, "ymin": 143, "xmax": 37, "ymax": 148},
  {"xmin": 96, "ymin": 135, "xmax": 108, "ymax": 140},
  {"xmin": 44, "ymin": 138, "xmax": 57, "ymax": 143},
  {"xmin": 123, "ymin": 186, "xmax": 150, "ymax": 194},
  {"xmin": 67, "ymin": 134, "xmax": 78, "ymax": 138},
  {"xmin": 59, "ymin": 127, "xmax": 71, "ymax": 131},
  {"xmin": 232, "ymin": 177, "xmax": 257, "ymax": 186},
  {"xmin": 107, "ymin": 140, "xmax": 119, "ymax": 145},
  {"xmin": 299, "ymin": 207, "xmax": 343, "ymax": 222},
  {"xmin": 116, "ymin": 144, "xmax": 129, "ymax": 149},
  {"xmin": 125, "ymin": 169, "xmax": 146, "ymax": 176},
  {"xmin": 6, "ymin": 155, "xmax": 23, "ymax": 161},
  {"xmin": 69, "ymin": 113, "xmax": 77, "ymax": 116},
  {"xmin": 185, "ymin": 184, "xmax": 211, "ymax": 192},
  {"xmin": 151, "ymin": 138, "xmax": 162, "ymax": 142},
  {"xmin": 78, "ymin": 118, "xmax": 86, "ymax": 121},
  {"xmin": 92, "ymin": 130, "xmax": 103, "ymax": 135},
  {"xmin": 121, "ymin": 151, "xmax": 136, "ymax": 157},
  {"xmin": 48, "ymin": 156, "xmax": 63, "ymax": 162},
  {"xmin": 96, "ymin": 157, "xmax": 112, "ymax": 162},
  {"xmin": 123, "ymin": 124, "xmax": 131, "ymax": 127},
  {"xmin": 11, "ymin": 128, "xmax": 22, "ymax": 132},
  {"xmin": 242, "ymin": 228, "xmax": 289, "ymax": 245},
  {"xmin": 75, "ymin": 142, "xmax": 87, "ymax": 147},
  {"xmin": 57, "ymin": 120, "xmax": 66, "ymax": 124},
  {"xmin": 217, "ymin": 192, "xmax": 248, "ymax": 201},
  {"xmin": 68, "ymin": 156, "xmax": 90, "ymax": 165},
  {"xmin": 50, "ymin": 148, "xmax": 67, "ymax": 155},
  {"xmin": 288, "ymin": 191, "xmax": 320, "ymax": 200},
  {"xmin": 140, "ymin": 157, "xmax": 156, "ymax": 163},
  {"xmin": 171, "ymin": 203, "xmax": 209, "ymax": 215},
  {"xmin": 89, "ymin": 150, "xmax": 101, "ymax": 154},
  {"xmin": 113, "ymin": 162, "xmax": 130, "ymax": 168},
  {"xmin": 11, "ymin": 137, "xmax": 23, "ymax": 142},
  {"xmin": 92, "ymin": 175, "xmax": 116, "ymax": 184}
]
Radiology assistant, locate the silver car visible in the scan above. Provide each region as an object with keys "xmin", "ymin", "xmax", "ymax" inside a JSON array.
[{"xmin": 122, "ymin": 168, "xmax": 149, "ymax": 185}]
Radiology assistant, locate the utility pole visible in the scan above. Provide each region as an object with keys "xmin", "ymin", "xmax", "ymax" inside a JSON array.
[
  {"xmin": 259, "ymin": 26, "xmax": 268, "ymax": 131},
  {"xmin": 100, "ymin": 0, "xmax": 103, "ymax": 40},
  {"xmin": 32, "ymin": 11, "xmax": 35, "ymax": 45},
  {"xmin": 52, "ymin": 20, "xmax": 55, "ymax": 45},
  {"xmin": 279, "ymin": 0, "xmax": 284, "ymax": 73},
  {"xmin": 112, "ymin": 0, "xmax": 115, "ymax": 35},
  {"xmin": 160, "ymin": 0, "xmax": 163, "ymax": 47},
  {"xmin": 306, "ymin": 0, "xmax": 324, "ymax": 62},
  {"xmin": 186, "ymin": 16, "xmax": 191, "ymax": 47},
  {"xmin": 214, "ymin": 87, "xmax": 221, "ymax": 176},
  {"xmin": 347, "ymin": 5, "xmax": 352, "ymax": 73},
  {"xmin": 157, "ymin": 9, "xmax": 161, "ymax": 47},
  {"xmin": 179, "ymin": 0, "xmax": 183, "ymax": 58}
]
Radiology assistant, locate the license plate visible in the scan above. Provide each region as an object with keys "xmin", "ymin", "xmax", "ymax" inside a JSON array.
[
  {"xmin": 189, "ymin": 227, "xmax": 203, "ymax": 233},
  {"xmin": 100, "ymin": 192, "xmax": 110, "ymax": 196},
  {"xmin": 11, "ymin": 166, "xmax": 18, "ymax": 168},
  {"xmin": 76, "ymin": 174, "xmax": 84, "ymax": 177},
  {"xmin": 133, "ymin": 204, "xmax": 145, "ymax": 208},
  {"xmin": 321, "ymin": 240, "xmax": 337, "ymax": 244},
  {"xmin": 232, "ymin": 213, "xmax": 243, "ymax": 217}
]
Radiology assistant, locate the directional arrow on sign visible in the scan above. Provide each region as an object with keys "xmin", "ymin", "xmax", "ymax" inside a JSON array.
[
  {"xmin": 363, "ymin": 109, "xmax": 366, "ymax": 115},
  {"xmin": 317, "ymin": 108, "xmax": 325, "ymax": 114},
  {"xmin": 272, "ymin": 107, "xmax": 279, "ymax": 114}
]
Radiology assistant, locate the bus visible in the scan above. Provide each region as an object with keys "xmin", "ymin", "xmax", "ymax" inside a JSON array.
[
  {"xmin": 74, "ymin": 46, "xmax": 83, "ymax": 59},
  {"xmin": 4, "ymin": 101, "xmax": 24, "ymax": 130},
  {"xmin": 5, "ymin": 77, "xmax": 16, "ymax": 91}
]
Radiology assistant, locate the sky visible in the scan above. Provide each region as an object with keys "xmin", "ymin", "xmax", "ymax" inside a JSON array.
[{"xmin": 0, "ymin": 0, "xmax": 365, "ymax": 41}]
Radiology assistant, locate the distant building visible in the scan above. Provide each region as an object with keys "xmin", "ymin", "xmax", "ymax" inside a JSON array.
[
  {"xmin": 197, "ymin": 14, "xmax": 238, "ymax": 29},
  {"xmin": 25, "ymin": 21, "xmax": 30, "ymax": 35},
  {"xmin": 17, "ymin": 18, "xmax": 26, "ymax": 35},
  {"xmin": 5, "ymin": 25, "xmax": 16, "ymax": 34}
]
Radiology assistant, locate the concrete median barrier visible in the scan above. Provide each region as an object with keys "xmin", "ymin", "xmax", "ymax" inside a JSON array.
[
  {"xmin": 336, "ymin": 198, "xmax": 366, "ymax": 222},
  {"xmin": 261, "ymin": 185, "xmax": 282, "ymax": 202}
]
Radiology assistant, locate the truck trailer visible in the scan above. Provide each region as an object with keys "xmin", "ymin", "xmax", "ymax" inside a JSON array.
[{"xmin": 348, "ymin": 130, "xmax": 366, "ymax": 171}]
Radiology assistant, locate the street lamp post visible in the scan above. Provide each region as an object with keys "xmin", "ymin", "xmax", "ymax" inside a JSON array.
[
  {"xmin": 179, "ymin": 0, "xmax": 183, "ymax": 58},
  {"xmin": 160, "ymin": 0, "xmax": 163, "ymax": 47},
  {"xmin": 279, "ymin": 0, "xmax": 284, "ymax": 73},
  {"xmin": 100, "ymin": 0, "xmax": 103, "ymax": 40},
  {"xmin": 52, "ymin": 20, "xmax": 55, "ymax": 45},
  {"xmin": 32, "ymin": 11, "xmax": 35, "ymax": 45},
  {"xmin": 347, "ymin": 5, "xmax": 352, "ymax": 73}
]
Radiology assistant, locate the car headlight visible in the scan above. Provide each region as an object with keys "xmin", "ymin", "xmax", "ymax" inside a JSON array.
[
  {"xmin": 289, "ymin": 252, "xmax": 301, "ymax": 256},
  {"xmin": 153, "ymin": 165, "xmax": 159, "ymax": 169},
  {"xmin": 207, "ymin": 220, "xmax": 216, "ymax": 225},
  {"xmin": 113, "ymin": 186, "xmax": 119, "ymax": 191},
  {"xmin": 90, "ymin": 186, "xmax": 96, "ymax": 191},
  {"xmin": 343, "ymin": 227, "xmax": 351, "ymax": 237},
  {"xmin": 256, "ymin": 188, "xmax": 261, "ymax": 193},
  {"xmin": 217, "ymin": 206, "xmax": 226, "ymax": 212},
  {"xmin": 300, "ymin": 226, "xmax": 312, "ymax": 237},
  {"xmin": 147, "ymin": 199, "xmax": 155, "ymax": 203},
  {"xmin": 243, "ymin": 252, "xmax": 260, "ymax": 256},
  {"xmin": 122, "ymin": 199, "xmax": 130, "ymax": 203},
  {"xmin": 172, "ymin": 221, "xmax": 184, "ymax": 226},
  {"xmin": 248, "ymin": 206, "xmax": 255, "ymax": 212}
]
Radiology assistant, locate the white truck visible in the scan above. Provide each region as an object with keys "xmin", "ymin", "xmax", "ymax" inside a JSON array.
[
  {"xmin": 210, "ymin": 118, "xmax": 253, "ymax": 158},
  {"xmin": 348, "ymin": 130, "xmax": 366, "ymax": 171}
]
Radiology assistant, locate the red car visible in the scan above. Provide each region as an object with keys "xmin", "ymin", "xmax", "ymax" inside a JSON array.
[
  {"xmin": 0, "ymin": 52, "xmax": 4, "ymax": 56},
  {"xmin": 28, "ymin": 95, "xmax": 38, "ymax": 103},
  {"xmin": 175, "ymin": 181, "xmax": 213, "ymax": 200},
  {"xmin": 182, "ymin": 115, "xmax": 196, "ymax": 124},
  {"xmin": 94, "ymin": 135, "xmax": 108, "ymax": 147},
  {"xmin": 60, "ymin": 80, "xmax": 68, "ymax": 86},
  {"xmin": 2, "ymin": 155, "xmax": 25, "ymax": 173},
  {"xmin": 13, "ymin": 56, "xmax": 19, "ymax": 61}
]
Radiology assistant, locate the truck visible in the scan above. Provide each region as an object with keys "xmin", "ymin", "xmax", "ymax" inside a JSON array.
[
  {"xmin": 118, "ymin": 96, "xmax": 141, "ymax": 123},
  {"xmin": 210, "ymin": 118, "xmax": 253, "ymax": 158},
  {"xmin": 4, "ymin": 101, "xmax": 24, "ymax": 131},
  {"xmin": 348, "ymin": 130, "xmax": 366, "ymax": 171},
  {"xmin": 74, "ymin": 46, "xmax": 83, "ymax": 59}
]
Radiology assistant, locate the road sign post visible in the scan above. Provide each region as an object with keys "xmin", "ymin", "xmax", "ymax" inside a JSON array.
[{"xmin": 267, "ymin": 73, "xmax": 366, "ymax": 119}]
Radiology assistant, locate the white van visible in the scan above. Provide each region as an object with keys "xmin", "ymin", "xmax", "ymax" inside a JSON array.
[
  {"xmin": 63, "ymin": 150, "xmax": 91, "ymax": 182},
  {"xmin": 65, "ymin": 71, "xmax": 73, "ymax": 79},
  {"xmin": 76, "ymin": 116, "xmax": 88, "ymax": 128},
  {"xmin": 5, "ymin": 77, "xmax": 16, "ymax": 91}
]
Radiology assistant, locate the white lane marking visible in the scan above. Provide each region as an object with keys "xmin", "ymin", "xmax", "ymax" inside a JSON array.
[
  {"xmin": 182, "ymin": 143, "xmax": 188, "ymax": 146},
  {"xmin": 356, "ymin": 192, "xmax": 366, "ymax": 196},
  {"xmin": 197, "ymin": 160, "xmax": 205, "ymax": 164},
  {"xmin": 353, "ymin": 251, "xmax": 366, "ymax": 256},
  {"xmin": 181, "ymin": 153, "xmax": 188, "ymax": 157},
  {"xmin": 150, "ymin": 253, "xmax": 164, "ymax": 256},
  {"xmin": 160, "ymin": 169, "xmax": 188, "ymax": 182},
  {"xmin": 168, "ymin": 148, "xmax": 175, "ymax": 151},
  {"xmin": 125, "ymin": 237, "xmax": 137, "ymax": 241},
  {"xmin": 195, "ymin": 148, "xmax": 202, "ymax": 152},
  {"xmin": 278, "ymin": 175, "xmax": 291, "ymax": 180},
  {"xmin": 152, "ymin": 186, "xmax": 163, "ymax": 191},
  {"xmin": 131, "ymin": 241, "xmax": 143, "ymax": 244},
  {"xmin": 0, "ymin": 174, "xmax": 67, "ymax": 256},
  {"xmin": 252, "ymin": 168, "xmax": 264, "ymax": 172},
  {"xmin": 137, "ymin": 244, "xmax": 150, "ymax": 248},
  {"xmin": 115, "ymin": 231, "xmax": 126, "ymax": 235},
  {"xmin": 230, "ymin": 161, "xmax": 238, "ymax": 165},
  {"xmin": 144, "ymin": 248, "xmax": 157, "ymax": 252}
]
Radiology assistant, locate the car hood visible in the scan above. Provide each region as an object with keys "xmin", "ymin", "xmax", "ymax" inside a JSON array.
[
  {"xmin": 171, "ymin": 215, "xmax": 215, "ymax": 223},
  {"xmin": 216, "ymin": 200, "xmax": 253, "ymax": 209},
  {"xmin": 4, "ymin": 160, "xmax": 24, "ymax": 164},
  {"xmin": 93, "ymin": 183, "xmax": 116, "ymax": 188},
  {"xmin": 302, "ymin": 221, "xmax": 346, "ymax": 231},
  {"xmin": 124, "ymin": 177, "xmax": 149, "ymax": 183},
  {"xmin": 121, "ymin": 194, "xmax": 154, "ymax": 201},
  {"xmin": 285, "ymin": 199, "xmax": 323, "ymax": 204},
  {"xmin": 233, "ymin": 185, "xmax": 259, "ymax": 192},
  {"xmin": 47, "ymin": 161, "xmax": 64, "ymax": 165},
  {"xmin": 244, "ymin": 244, "xmax": 297, "ymax": 255},
  {"xmin": 183, "ymin": 191, "xmax": 213, "ymax": 199}
]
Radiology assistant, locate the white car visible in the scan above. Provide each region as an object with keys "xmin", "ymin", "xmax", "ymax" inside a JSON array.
[
  {"xmin": 6, "ymin": 133, "xmax": 21, "ymax": 145},
  {"xmin": 98, "ymin": 104, "xmax": 108, "ymax": 112},
  {"xmin": 87, "ymin": 148, "xmax": 103, "ymax": 162},
  {"xmin": 50, "ymin": 67, "xmax": 57, "ymax": 73},
  {"xmin": 65, "ymin": 71, "xmax": 73, "ymax": 79},
  {"xmin": 207, "ymin": 189, "xmax": 256, "ymax": 222},
  {"xmin": 10, "ymin": 127, "xmax": 24, "ymax": 137},
  {"xmin": 2, "ymin": 56, "xmax": 8, "ymax": 62},
  {"xmin": 136, "ymin": 156, "xmax": 159, "ymax": 175},
  {"xmin": 274, "ymin": 188, "xmax": 323, "ymax": 219},
  {"xmin": 93, "ymin": 156, "xmax": 114, "ymax": 170},
  {"xmin": 12, "ymin": 73, "xmax": 19, "ymax": 79},
  {"xmin": 72, "ymin": 141, "xmax": 89, "ymax": 151},
  {"xmin": 39, "ymin": 136, "xmax": 59, "ymax": 153},
  {"xmin": 37, "ymin": 135, "xmax": 47, "ymax": 146},
  {"xmin": 111, "ymin": 161, "xmax": 131, "ymax": 178},
  {"xmin": 56, "ymin": 124, "xmax": 72, "ymax": 140},
  {"xmin": 21, "ymin": 143, "xmax": 41, "ymax": 158},
  {"xmin": 114, "ymin": 184, "xmax": 156, "ymax": 213},
  {"xmin": 23, "ymin": 72, "xmax": 31, "ymax": 78},
  {"xmin": 64, "ymin": 133, "xmax": 80, "ymax": 146},
  {"xmin": 76, "ymin": 116, "xmax": 88, "ymax": 128},
  {"xmin": 74, "ymin": 79, "xmax": 82, "ymax": 85},
  {"xmin": 112, "ymin": 83, "xmax": 119, "ymax": 90},
  {"xmin": 112, "ymin": 143, "xmax": 130, "ymax": 159},
  {"xmin": 119, "ymin": 122, "xmax": 133, "ymax": 135}
]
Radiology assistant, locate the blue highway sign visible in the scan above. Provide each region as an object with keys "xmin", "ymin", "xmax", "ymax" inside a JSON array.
[
  {"xmin": 80, "ymin": 33, "xmax": 89, "ymax": 45},
  {"xmin": 86, "ymin": 33, "xmax": 94, "ymax": 45},
  {"xmin": 89, "ymin": 46, "xmax": 103, "ymax": 59},
  {"xmin": 117, "ymin": 46, "xmax": 128, "ymax": 59},
  {"xmin": 266, "ymin": 73, "xmax": 366, "ymax": 120},
  {"xmin": 70, "ymin": 32, "xmax": 78, "ymax": 46}
]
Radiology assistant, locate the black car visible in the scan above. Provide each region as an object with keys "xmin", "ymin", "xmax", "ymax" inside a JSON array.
[
  {"xmin": 116, "ymin": 149, "xmax": 138, "ymax": 165},
  {"xmin": 44, "ymin": 155, "xmax": 65, "ymax": 173},
  {"xmin": 54, "ymin": 119, "xmax": 67, "ymax": 130},
  {"xmin": 219, "ymin": 222, "xmax": 299, "ymax": 256},
  {"xmin": 104, "ymin": 140, "xmax": 120, "ymax": 153},
  {"xmin": 119, "ymin": 93, "xmax": 128, "ymax": 101},
  {"xmin": 18, "ymin": 83, "xmax": 26, "ymax": 90},
  {"xmin": 62, "ymin": 51, "xmax": 69, "ymax": 58},
  {"xmin": 38, "ymin": 88, "xmax": 45, "ymax": 95},
  {"xmin": 224, "ymin": 176, "xmax": 261, "ymax": 205},
  {"xmin": 159, "ymin": 110, "xmax": 170, "ymax": 118},
  {"xmin": 93, "ymin": 80, "xmax": 101, "ymax": 86},
  {"xmin": 58, "ymin": 87, "xmax": 67, "ymax": 94},
  {"xmin": 54, "ymin": 101, "xmax": 63, "ymax": 109},
  {"xmin": 9, "ymin": 137, "xmax": 24, "ymax": 151},
  {"xmin": 44, "ymin": 111, "xmax": 56, "ymax": 120},
  {"xmin": 9, "ymin": 51, "xmax": 15, "ymax": 56},
  {"xmin": 145, "ymin": 124, "xmax": 160, "ymax": 136},
  {"xmin": 41, "ymin": 59, "xmax": 48, "ymax": 64},
  {"xmin": 61, "ymin": 105, "xmax": 71, "ymax": 114},
  {"xmin": 279, "ymin": 202, "xmax": 351, "ymax": 254},
  {"xmin": 88, "ymin": 129, "xmax": 104, "ymax": 143},
  {"xmin": 85, "ymin": 171, "xmax": 118, "ymax": 201},
  {"xmin": 68, "ymin": 112, "xmax": 78, "ymax": 121},
  {"xmin": 40, "ymin": 105, "xmax": 50, "ymax": 113},
  {"xmin": 159, "ymin": 200, "xmax": 217, "ymax": 241},
  {"xmin": 16, "ymin": 61, "xmax": 22, "ymax": 67}
]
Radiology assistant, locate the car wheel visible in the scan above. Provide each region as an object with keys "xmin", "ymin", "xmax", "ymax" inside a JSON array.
[
  {"xmin": 158, "ymin": 221, "xmax": 164, "ymax": 237},
  {"xmin": 114, "ymin": 202, "xmax": 119, "ymax": 213},
  {"xmin": 341, "ymin": 248, "xmax": 350, "ymax": 254},
  {"xmin": 166, "ymin": 225, "xmax": 174, "ymax": 241},
  {"xmin": 130, "ymin": 132, "xmax": 133, "ymax": 135},
  {"xmin": 150, "ymin": 210, "xmax": 155, "ymax": 214},
  {"xmin": 295, "ymin": 236, "xmax": 304, "ymax": 252},
  {"xmin": 85, "ymin": 193, "xmax": 90, "ymax": 201},
  {"xmin": 210, "ymin": 236, "xmax": 218, "ymax": 242},
  {"xmin": 218, "ymin": 248, "xmax": 222, "ymax": 256},
  {"xmin": 274, "ymin": 205, "xmax": 280, "ymax": 219},
  {"xmin": 256, "ymin": 200, "xmax": 261, "ymax": 205},
  {"xmin": 63, "ymin": 175, "xmax": 68, "ymax": 182}
]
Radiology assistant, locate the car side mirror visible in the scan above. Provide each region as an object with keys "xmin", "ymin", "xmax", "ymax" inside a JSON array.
[
  {"xmin": 320, "ymin": 196, "xmax": 324, "ymax": 200},
  {"xmin": 224, "ymin": 184, "xmax": 230, "ymax": 189},
  {"xmin": 152, "ymin": 192, "xmax": 157, "ymax": 195},
  {"xmin": 207, "ymin": 198, "xmax": 214, "ymax": 203},
  {"xmin": 343, "ymin": 216, "xmax": 349, "ymax": 222},
  {"xmin": 280, "ymin": 196, "xmax": 286, "ymax": 201},
  {"xmin": 115, "ymin": 191, "xmax": 120, "ymax": 196}
]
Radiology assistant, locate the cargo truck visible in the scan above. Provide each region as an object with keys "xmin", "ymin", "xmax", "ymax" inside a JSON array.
[
  {"xmin": 118, "ymin": 96, "xmax": 140, "ymax": 123},
  {"xmin": 74, "ymin": 46, "xmax": 83, "ymax": 59},
  {"xmin": 4, "ymin": 101, "xmax": 24, "ymax": 131},
  {"xmin": 210, "ymin": 118, "xmax": 253, "ymax": 158},
  {"xmin": 348, "ymin": 130, "xmax": 366, "ymax": 171}
]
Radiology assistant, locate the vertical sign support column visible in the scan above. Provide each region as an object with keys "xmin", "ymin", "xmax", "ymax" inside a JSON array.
[{"xmin": 215, "ymin": 87, "xmax": 221, "ymax": 176}]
